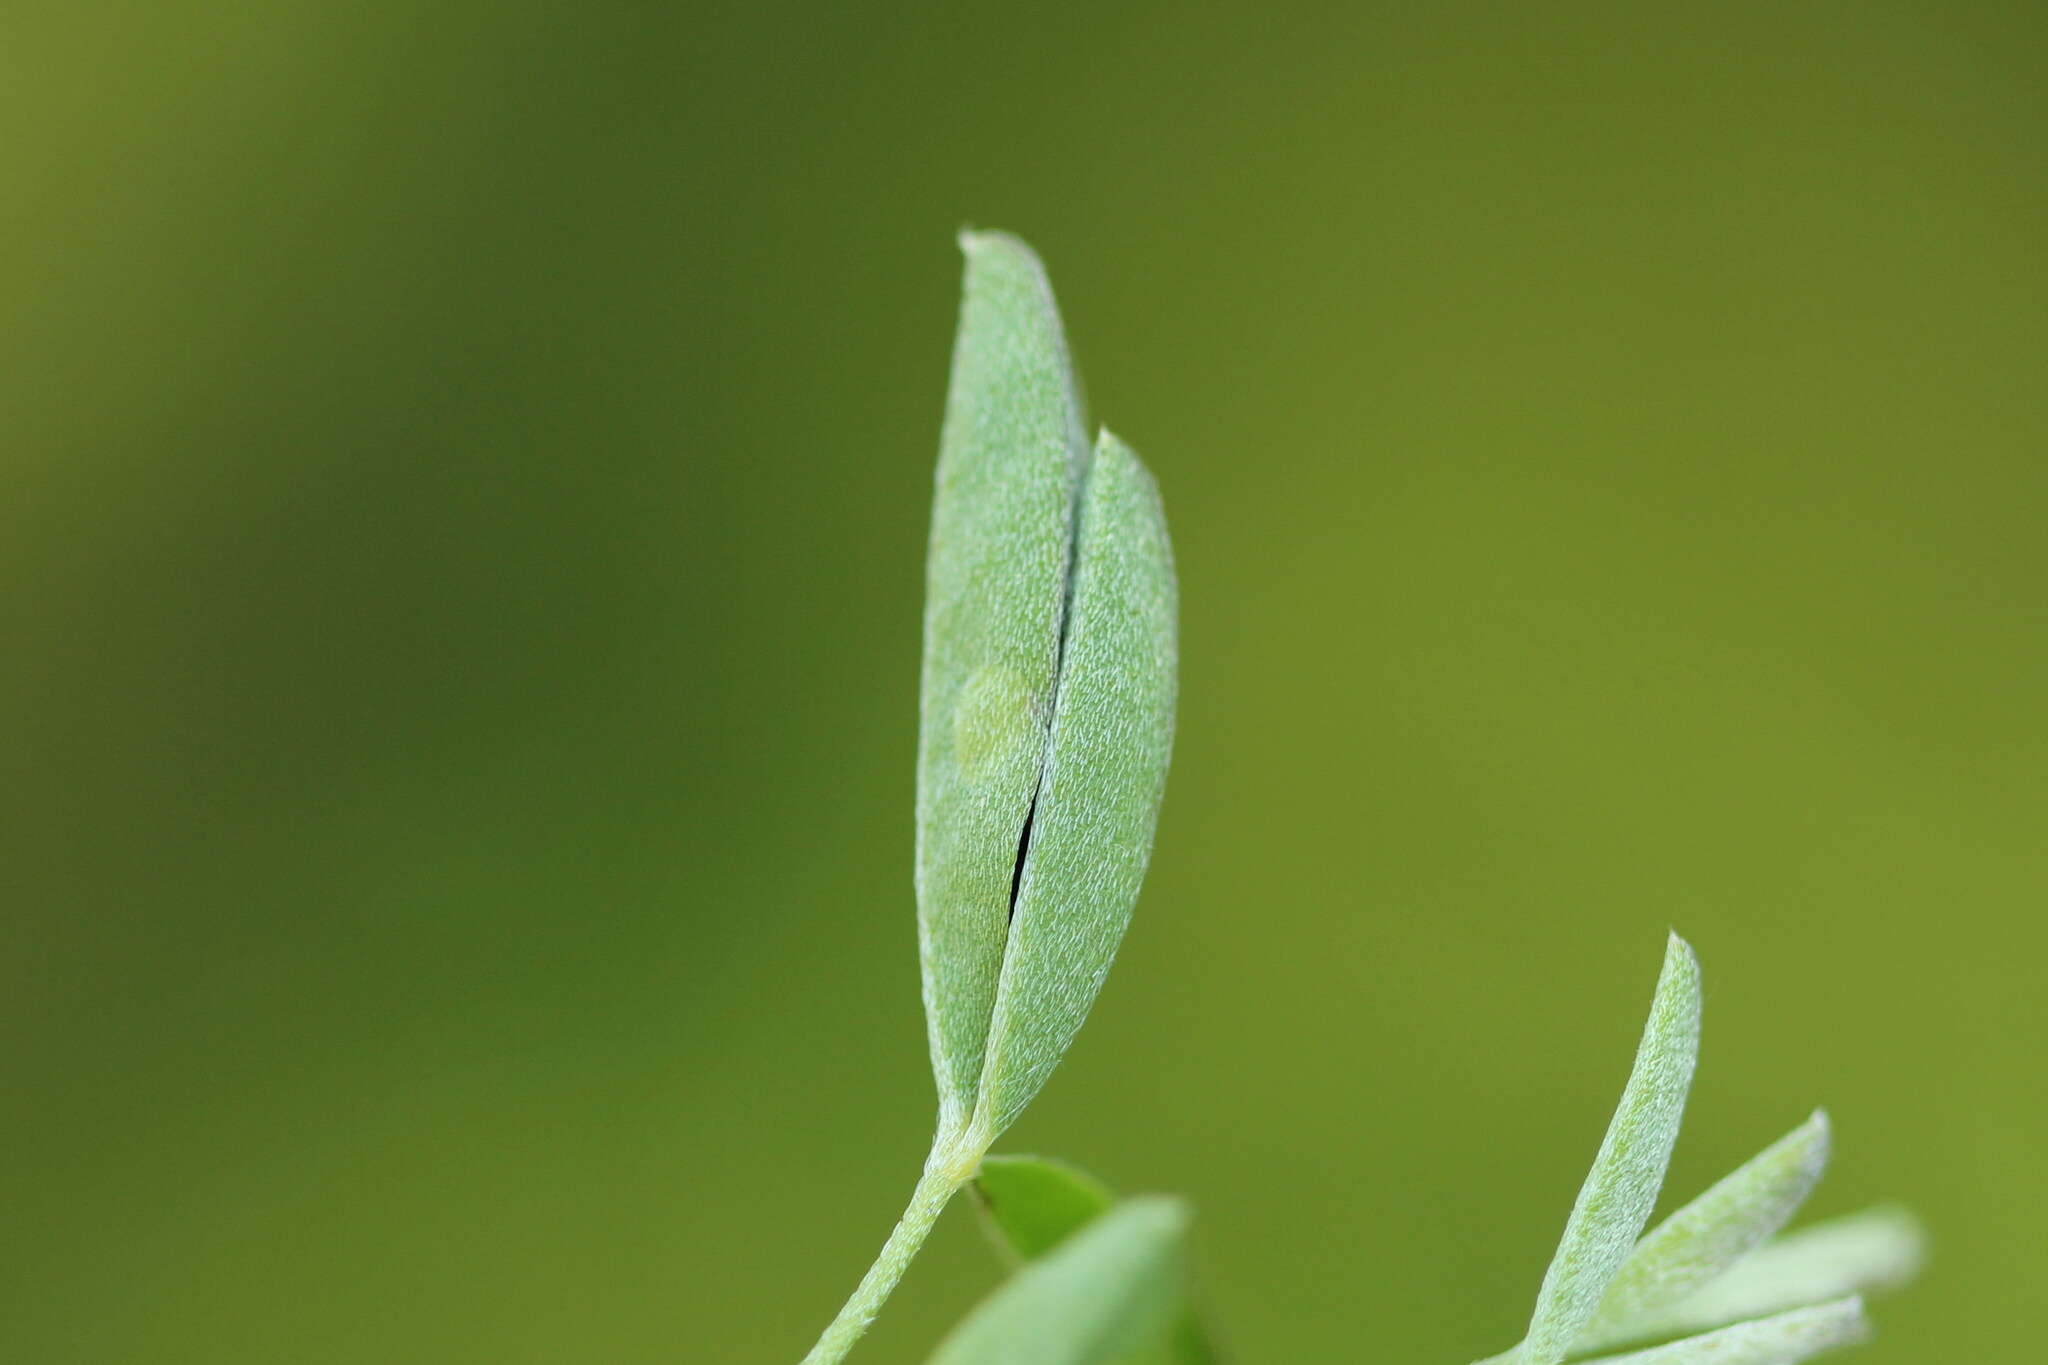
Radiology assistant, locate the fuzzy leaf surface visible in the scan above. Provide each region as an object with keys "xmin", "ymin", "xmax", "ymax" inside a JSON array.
[
  {"xmin": 1578, "ymin": 1110, "xmax": 1831, "ymax": 1352},
  {"xmin": 1573, "ymin": 1297, "xmax": 1866, "ymax": 1365},
  {"xmin": 917, "ymin": 231, "xmax": 1089, "ymax": 1127},
  {"xmin": 1522, "ymin": 935, "xmax": 1703, "ymax": 1365},
  {"xmin": 973, "ymin": 430, "xmax": 1177, "ymax": 1138},
  {"xmin": 926, "ymin": 1196, "xmax": 1188, "ymax": 1365},
  {"xmin": 1612, "ymin": 1208, "xmax": 1924, "ymax": 1346}
]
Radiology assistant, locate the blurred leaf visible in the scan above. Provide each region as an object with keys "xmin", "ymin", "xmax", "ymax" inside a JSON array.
[
  {"xmin": 974, "ymin": 1154, "xmax": 1115, "ymax": 1262},
  {"xmin": 972, "ymin": 1156, "xmax": 1220, "ymax": 1365},
  {"xmin": 1572, "ymin": 1297, "xmax": 1867, "ymax": 1365},
  {"xmin": 1608, "ymin": 1209, "xmax": 1925, "ymax": 1347},
  {"xmin": 1522, "ymin": 935, "xmax": 1703, "ymax": 1365},
  {"xmin": 1145, "ymin": 1320, "xmax": 1221, "ymax": 1365},
  {"xmin": 917, "ymin": 230, "xmax": 1090, "ymax": 1131},
  {"xmin": 927, "ymin": 1197, "xmax": 1190, "ymax": 1365},
  {"xmin": 1578, "ymin": 1110, "xmax": 1831, "ymax": 1352},
  {"xmin": 972, "ymin": 430, "xmax": 1178, "ymax": 1138}
]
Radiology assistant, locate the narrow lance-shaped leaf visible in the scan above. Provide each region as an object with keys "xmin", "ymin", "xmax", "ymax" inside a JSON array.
[
  {"xmin": 1521, "ymin": 934, "xmax": 1702, "ymax": 1365},
  {"xmin": 918, "ymin": 231, "xmax": 1090, "ymax": 1130},
  {"xmin": 927, "ymin": 1197, "xmax": 1190, "ymax": 1365},
  {"xmin": 1571, "ymin": 1297, "xmax": 1867, "ymax": 1365},
  {"xmin": 972, "ymin": 1156, "xmax": 1220, "ymax": 1365},
  {"xmin": 1577, "ymin": 1110, "xmax": 1831, "ymax": 1353},
  {"xmin": 970, "ymin": 429, "xmax": 1178, "ymax": 1139},
  {"xmin": 1614, "ymin": 1208, "xmax": 1925, "ymax": 1346}
]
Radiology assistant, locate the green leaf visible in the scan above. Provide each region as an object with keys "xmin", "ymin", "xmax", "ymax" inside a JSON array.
[
  {"xmin": 917, "ymin": 231, "xmax": 1091, "ymax": 1131},
  {"xmin": 1610, "ymin": 1208, "xmax": 1925, "ymax": 1346},
  {"xmin": 807, "ymin": 234, "xmax": 1180, "ymax": 1365},
  {"xmin": 1572, "ymin": 1297, "xmax": 1867, "ymax": 1365},
  {"xmin": 971, "ymin": 1156, "xmax": 1221, "ymax": 1365},
  {"xmin": 972, "ymin": 429, "xmax": 1178, "ymax": 1139},
  {"xmin": 1522, "ymin": 934, "xmax": 1703, "ymax": 1365},
  {"xmin": 927, "ymin": 1197, "xmax": 1190, "ymax": 1365},
  {"xmin": 916, "ymin": 237, "xmax": 1176, "ymax": 1149},
  {"xmin": 1577, "ymin": 1110, "xmax": 1831, "ymax": 1352},
  {"xmin": 973, "ymin": 1154, "xmax": 1115, "ymax": 1263}
]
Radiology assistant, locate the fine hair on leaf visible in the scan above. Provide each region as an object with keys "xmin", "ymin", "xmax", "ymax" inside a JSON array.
[
  {"xmin": 1571, "ymin": 1296, "xmax": 1868, "ymax": 1365},
  {"xmin": 1578, "ymin": 1109, "xmax": 1832, "ymax": 1352},
  {"xmin": 801, "ymin": 232, "xmax": 1178, "ymax": 1365},
  {"xmin": 1520, "ymin": 934, "xmax": 1703, "ymax": 1365}
]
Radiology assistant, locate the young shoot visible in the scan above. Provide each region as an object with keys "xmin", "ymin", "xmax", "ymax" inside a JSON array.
[{"xmin": 796, "ymin": 234, "xmax": 1919, "ymax": 1365}]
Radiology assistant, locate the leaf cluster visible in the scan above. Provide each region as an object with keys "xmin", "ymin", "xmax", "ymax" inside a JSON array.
[{"xmin": 1469, "ymin": 936, "xmax": 1924, "ymax": 1365}]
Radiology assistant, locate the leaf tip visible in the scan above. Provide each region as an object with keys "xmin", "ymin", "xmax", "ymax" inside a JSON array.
[
  {"xmin": 1658, "ymin": 932, "xmax": 1703, "ymax": 1017},
  {"xmin": 1663, "ymin": 929, "xmax": 1698, "ymax": 971},
  {"xmin": 1833, "ymin": 1293, "xmax": 1873, "ymax": 1346},
  {"xmin": 957, "ymin": 227, "xmax": 1038, "ymax": 267},
  {"xmin": 1120, "ymin": 1192, "xmax": 1195, "ymax": 1240}
]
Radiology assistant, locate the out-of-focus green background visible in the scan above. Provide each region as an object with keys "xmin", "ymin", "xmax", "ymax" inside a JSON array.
[{"xmin": 4, "ymin": 2, "xmax": 2042, "ymax": 1361}]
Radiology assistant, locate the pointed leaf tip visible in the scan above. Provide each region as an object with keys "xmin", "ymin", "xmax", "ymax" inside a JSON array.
[{"xmin": 1522, "ymin": 935, "xmax": 1702, "ymax": 1365}]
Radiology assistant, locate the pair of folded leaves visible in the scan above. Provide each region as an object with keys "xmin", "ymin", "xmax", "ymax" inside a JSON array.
[
  {"xmin": 932, "ymin": 937, "xmax": 1921, "ymax": 1365},
  {"xmin": 902, "ymin": 236, "xmax": 1918, "ymax": 1362}
]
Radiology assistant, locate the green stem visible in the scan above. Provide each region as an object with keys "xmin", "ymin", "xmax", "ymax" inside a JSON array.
[{"xmin": 799, "ymin": 1142, "xmax": 976, "ymax": 1365}]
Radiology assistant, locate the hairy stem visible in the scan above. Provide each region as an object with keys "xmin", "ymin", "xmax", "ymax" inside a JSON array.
[{"xmin": 800, "ymin": 1141, "xmax": 978, "ymax": 1365}]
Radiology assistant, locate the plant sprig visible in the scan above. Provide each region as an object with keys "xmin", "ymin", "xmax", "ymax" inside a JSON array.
[
  {"xmin": 1471, "ymin": 935, "xmax": 1925, "ymax": 1365},
  {"xmin": 796, "ymin": 233, "xmax": 1920, "ymax": 1365},
  {"xmin": 799, "ymin": 231, "xmax": 1177, "ymax": 1365}
]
